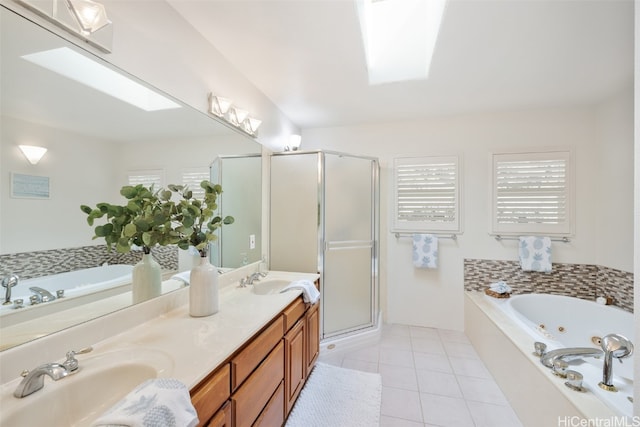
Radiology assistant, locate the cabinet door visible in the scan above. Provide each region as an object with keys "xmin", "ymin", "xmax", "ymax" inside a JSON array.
[
  {"xmin": 191, "ymin": 364, "xmax": 231, "ymax": 427},
  {"xmin": 284, "ymin": 318, "xmax": 306, "ymax": 415},
  {"xmin": 206, "ymin": 401, "xmax": 231, "ymax": 427},
  {"xmin": 306, "ymin": 302, "xmax": 320, "ymax": 373}
]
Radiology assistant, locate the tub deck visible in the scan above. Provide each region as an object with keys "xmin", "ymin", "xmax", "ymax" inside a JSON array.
[{"xmin": 465, "ymin": 291, "xmax": 621, "ymax": 425}]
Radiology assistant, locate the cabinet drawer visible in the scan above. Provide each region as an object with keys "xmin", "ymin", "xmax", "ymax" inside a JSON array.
[
  {"xmin": 232, "ymin": 315, "xmax": 284, "ymax": 391},
  {"xmin": 191, "ymin": 364, "xmax": 231, "ymax": 427},
  {"xmin": 206, "ymin": 401, "xmax": 231, "ymax": 427},
  {"xmin": 252, "ymin": 380, "xmax": 284, "ymax": 427},
  {"xmin": 283, "ymin": 297, "xmax": 305, "ymax": 332},
  {"xmin": 232, "ymin": 340, "xmax": 285, "ymax": 427}
]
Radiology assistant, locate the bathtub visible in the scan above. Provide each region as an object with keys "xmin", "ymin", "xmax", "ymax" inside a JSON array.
[
  {"xmin": 1, "ymin": 264, "xmax": 133, "ymax": 313},
  {"xmin": 465, "ymin": 292, "xmax": 633, "ymax": 423}
]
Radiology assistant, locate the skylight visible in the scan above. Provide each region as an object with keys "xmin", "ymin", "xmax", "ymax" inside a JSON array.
[
  {"xmin": 21, "ymin": 47, "xmax": 181, "ymax": 112},
  {"xmin": 357, "ymin": 0, "xmax": 447, "ymax": 85}
]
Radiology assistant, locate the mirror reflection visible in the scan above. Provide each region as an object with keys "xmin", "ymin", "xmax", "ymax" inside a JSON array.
[{"xmin": 0, "ymin": 6, "xmax": 262, "ymax": 351}]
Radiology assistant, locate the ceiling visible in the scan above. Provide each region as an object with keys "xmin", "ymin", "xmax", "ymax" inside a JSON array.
[{"xmin": 168, "ymin": 0, "xmax": 634, "ymax": 130}]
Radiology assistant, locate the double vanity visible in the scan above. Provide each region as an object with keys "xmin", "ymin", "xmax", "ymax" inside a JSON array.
[{"xmin": 0, "ymin": 269, "xmax": 320, "ymax": 427}]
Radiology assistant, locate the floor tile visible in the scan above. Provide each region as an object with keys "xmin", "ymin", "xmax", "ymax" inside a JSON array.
[
  {"xmin": 342, "ymin": 344, "xmax": 380, "ymax": 363},
  {"xmin": 413, "ymin": 351, "xmax": 453, "ymax": 373},
  {"xmin": 381, "ymin": 386, "xmax": 424, "ymax": 423},
  {"xmin": 341, "ymin": 358, "xmax": 378, "ymax": 373},
  {"xmin": 409, "ymin": 325, "xmax": 440, "ymax": 340},
  {"xmin": 443, "ymin": 341, "xmax": 480, "ymax": 359},
  {"xmin": 467, "ymin": 400, "xmax": 524, "ymax": 427},
  {"xmin": 420, "ymin": 393, "xmax": 475, "ymax": 427},
  {"xmin": 411, "ymin": 337, "xmax": 446, "ymax": 356},
  {"xmin": 449, "ymin": 356, "xmax": 492, "ymax": 378},
  {"xmin": 438, "ymin": 328, "xmax": 471, "ymax": 344},
  {"xmin": 457, "ymin": 375, "xmax": 509, "ymax": 405},
  {"xmin": 379, "ymin": 415, "xmax": 425, "ymax": 427},
  {"xmin": 380, "ymin": 333, "xmax": 413, "ymax": 351},
  {"xmin": 379, "ymin": 347, "xmax": 415, "ymax": 368},
  {"xmin": 379, "ymin": 363, "xmax": 419, "ymax": 391},
  {"xmin": 383, "ymin": 323, "xmax": 412, "ymax": 337},
  {"xmin": 416, "ymin": 370, "xmax": 463, "ymax": 398}
]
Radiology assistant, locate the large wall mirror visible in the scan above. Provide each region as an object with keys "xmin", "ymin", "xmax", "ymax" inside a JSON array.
[{"xmin": 0, "ymin": 5, "xmax": 262, "ymax": 350}]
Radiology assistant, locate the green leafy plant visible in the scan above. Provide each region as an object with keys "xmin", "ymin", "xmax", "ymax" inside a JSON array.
[
  {"xmin": 80, "ymin": 181, "xmax": 233, "ymax": 256},
  {"xmin": 80, "ymin": 184, "xmax": 179, "ymax": 254},
  {"xmin": 166, "ymin": 181, "xmax": 234, "ymax": 256}
]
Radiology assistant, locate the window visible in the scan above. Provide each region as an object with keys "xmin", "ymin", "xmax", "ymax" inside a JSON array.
[
  {"xmin": 181, "ymin": 168, "xmax": 209, "ymax": 200},
  {"xmin": 393, "ymin": 155, "xmax": 461, "ymax": 232},
  {"xmin": 127, "ymin": 169, "xmax": 164, "ymax": 189},
  {"xmin": 491, "ymin": 150, "xmax": 573, "ymax": 236}
]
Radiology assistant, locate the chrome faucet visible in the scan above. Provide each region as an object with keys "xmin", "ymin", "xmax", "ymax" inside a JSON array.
[
  {"xmin": 538, "ymin": 346, "xmax": 603, "ymax": 369},
  {"xmin": 2, "ymin": 274, "xmax": 19, "ymax": 305},
  {"xmin": 29, "ymin": 286, "xmax": 56, "ymax": 303},
  {"xmin": 239, "ymin": 272, "xmax": 265, "ymax": 287},
  {"xmin": 599, "ymin": 334, "xmax": 634, "ymax": 391},
  {"xmin": 13, "ymin": 347, "xmax": 92, "ymax": 398},
  {"xmin": 13, "ymin": 363, "xmax": 70, "ymax": 398}
]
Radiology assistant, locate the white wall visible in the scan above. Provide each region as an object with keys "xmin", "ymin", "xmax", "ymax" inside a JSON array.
[
  {"xmin": 1, "ymin": 117, "xmax": 119, "ymax": 253},
  {"xmin": 303, "ymin": 102, "xmax": 633, "ymax": 331}
]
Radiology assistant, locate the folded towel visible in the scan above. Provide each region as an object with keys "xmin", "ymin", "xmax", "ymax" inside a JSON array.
[
  {"xmin": 91, "ymin": 378, "xmax": 198, "ymax": 427},
  {"xmin": 490, "ymin": 281, "xmax": 512, "ymax": 294},
  {"xmin": 280, "ymin": 280, "xmax": 320, "ymax": 304},
  {"xmin": 412, "ymin": 234, "xmax": 438, "ymax": 269},
  {"xmin": 519, "ymin": 236, "xmax": 552, "ymax": 273},
  {"xmin": 170, "ymin": 271, "xmax": 191, "ymax": 285}
]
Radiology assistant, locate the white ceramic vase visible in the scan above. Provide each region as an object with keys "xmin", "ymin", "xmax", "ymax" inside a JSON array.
[
  {"xmin": 132, "ymin": 252, "xmax": 162, "ymax": 304},
  {"xmin": 189, "ymin": 254, "xmax": 219, "ymax": 317}
]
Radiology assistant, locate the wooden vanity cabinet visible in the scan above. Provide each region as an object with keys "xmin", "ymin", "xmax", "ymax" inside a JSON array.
[{"xmin": 191, "ymin": 291, "xmax": 320, "ymax": 427}]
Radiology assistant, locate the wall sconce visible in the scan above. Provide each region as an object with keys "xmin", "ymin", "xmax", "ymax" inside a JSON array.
[
  {"xmin": 19, "ymin": 145, "xmax": 48, "ymax": 165},
  {"xmin": 285, "ymin": 135, "xmax": 302, "ymax": 151},
  {"xmin": 66, "ymin": 0, "xmax": 111, "ymax": 34},
  {"xmin": 208, "ymin": 93, "xmax": 232, "ymax": 117},
  {"xmin": 207, "ymin": 93, "xmax": 262, "ymax": 137}
]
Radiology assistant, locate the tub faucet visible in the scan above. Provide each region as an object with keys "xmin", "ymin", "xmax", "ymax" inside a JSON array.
[
  {"xmin": 599, "ymin": 333, "xmax": 634, "ymax": 392},
  {"xmin": 1, "ymin": 274, "xmax": 19, "ymax": 305},
  {"xmin": 539, "ymin": 347, "xmax": 603, "ymax": 369},
  {"xmin": 13, "ymin": 363, "xmax": 70, "ymax": 398},
  {"xmin": 29, "ymin": 286, "xmax": 56, "ymax": 303}
]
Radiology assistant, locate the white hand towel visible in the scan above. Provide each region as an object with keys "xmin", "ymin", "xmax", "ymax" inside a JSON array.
[
  {"xmin": 489, "ymin": 281, "xmax": 512, "ymax": 294},
  {"xmin": 519, "ymin": 236, "xmax": 552, "ymax": 273},
  {"xmin": 170, "ymin": 271, "xmax": 191, "ymax": 285},
  {"xmin": 91, "ymin": 378, "xmax": 198, "ymax": 427},
  {"xmin": 280, "ymin": 280, "xmax": 320, "ymax": 304},
  {"xmin": 412, "ymin": 234, "xmax": 438, "ymax": 269}
]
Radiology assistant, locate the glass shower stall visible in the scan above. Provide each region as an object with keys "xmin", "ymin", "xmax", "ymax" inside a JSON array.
[{"xmin": 270, "ymin": 150, "xmax": 379, "ymax": 339}]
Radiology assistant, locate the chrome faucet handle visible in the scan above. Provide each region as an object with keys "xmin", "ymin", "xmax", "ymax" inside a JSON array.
[
  {"xmin": 564, "ymin": 370, "xmax": 585, "ymax": 392},
  {"xmin": 552, "ymin": 359, "xmax": 569, "ymax": 378},
  {"xmin": 63, "ymin": 346, "xmax": 93, "ymax": 372},
  {"xmin": 533, "ymin": 342, "xmax": 547, "ymax": 357}
]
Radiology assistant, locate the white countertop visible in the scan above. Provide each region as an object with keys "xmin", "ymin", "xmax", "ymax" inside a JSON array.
[{"xmin": 0, "ymin": 270, "xmax": 319, "ymax": 426}]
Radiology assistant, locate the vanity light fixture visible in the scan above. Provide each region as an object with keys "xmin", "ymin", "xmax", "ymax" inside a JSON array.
[
  {"xmin": 66, "ymin": 0, "xmax": 111, "ymax": 34},
  {"xmin": 243, "ymin": 117, "xmax": 262, "ymax": 134},
  {"xmin": 206, "ymin": 94, "xmax": 261, "ymax": 137},
  {"xmin": 19, "ymin": 145, "xmax": 48, "ymax": 165},
  {"xmin": 208, "ymin": 93, "xmax": 232, "ymax": 117},
  {"xmin": 285, "ymin": 134, "xmax": 302, "ymax": 151}
]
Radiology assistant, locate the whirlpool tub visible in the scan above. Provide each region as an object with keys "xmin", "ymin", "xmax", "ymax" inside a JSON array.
[{"xmin": 465, "ymin": 292, "xmax": 634, "ymax": 424}]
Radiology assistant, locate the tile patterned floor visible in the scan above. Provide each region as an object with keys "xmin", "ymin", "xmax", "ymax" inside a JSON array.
[{"xmin": 319, "ymin": 324, "xmax": 524, "ymax": 427}]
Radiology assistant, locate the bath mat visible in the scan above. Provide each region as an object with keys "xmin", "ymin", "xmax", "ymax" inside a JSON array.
[{"xmin": 285, "ymin": 362, "xmax": 382, "ymax": 427}]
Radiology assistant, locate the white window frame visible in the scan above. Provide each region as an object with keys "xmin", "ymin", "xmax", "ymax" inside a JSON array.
[
  {"xmin": 181, "ymin": 167, "xmax": 210, "ymax": 200},
  {"xmin": 490, "ymin": 149, "xmax": 574, "ymax": 236},
  {"xmin": 126, "ymin": 169, "xmax": 164, "ymax": 190},
  {"xmin": 392, "ymin": 155, "xmax": 462, "ymax": 233}
]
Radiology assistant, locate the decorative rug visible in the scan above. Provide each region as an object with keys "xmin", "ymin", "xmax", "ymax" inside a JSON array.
[{"xmin": 285, "ymin": 362, "xmax": 382, "ymax": 427}]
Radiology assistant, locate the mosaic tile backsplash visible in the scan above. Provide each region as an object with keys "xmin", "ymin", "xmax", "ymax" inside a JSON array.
[
  {"xmin": 0, "ymin": 245, "xmax": 178, "ymax": 280},
  {"xmin": 464, "ymin": 259, "xmax": 634, "ymax": 313}
]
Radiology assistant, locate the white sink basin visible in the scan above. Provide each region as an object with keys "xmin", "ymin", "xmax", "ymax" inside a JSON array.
[
  {"xmin": 1, "ymin": 348, "xmax": 173, "ymax": 427},
  {"xmin": 252, "ymin": 279, "xmax": 291, "ymax": 295}
]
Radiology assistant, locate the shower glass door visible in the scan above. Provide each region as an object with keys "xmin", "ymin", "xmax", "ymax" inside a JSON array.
[{"xmin": 322, "ymin": 153, "xmax": 376, "ymax": 338}]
